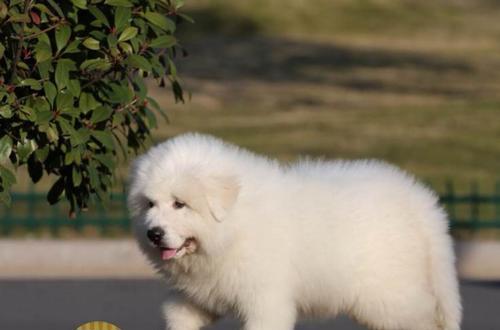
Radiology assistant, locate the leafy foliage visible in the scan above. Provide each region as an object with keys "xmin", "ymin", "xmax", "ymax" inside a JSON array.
[{"xmin": 0, "ymin": 0, "xmax": 189, "ymax": 216}]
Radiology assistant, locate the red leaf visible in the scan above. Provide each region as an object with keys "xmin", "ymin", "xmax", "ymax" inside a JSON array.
[{"xmin": 30, "ymin": 11, "xmax": 40, "ymax": 25}]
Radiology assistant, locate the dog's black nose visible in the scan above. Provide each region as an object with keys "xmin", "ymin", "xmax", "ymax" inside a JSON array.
[{"xmin": 147, "ymin": 227, "xmax": 165, "ymax": 246}]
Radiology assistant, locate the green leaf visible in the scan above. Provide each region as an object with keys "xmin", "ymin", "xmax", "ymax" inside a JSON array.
[
  {"xmin": 56, "ymin": 117, "xmax": 76, "ymax": 136},
  {"xmin": 71, "ymin": 0, "xmax": 87, "ymax": 10},
  {"xmin": 88, "ymin": 164, "xmax": 99, "ymax": 187},
  {"xmin": 0, "ymin": 106, "xmax": 13, "ymax": 119},
  {"xmin": 0, "ymin": 165, "xmax": 16, "ymax": 186},
  {"xmin": 128, "ymin": 38, "xmax": 139, "ymax": 53},
  {"xmin": 107, "ymin": 34, "xmax": 118, "ymax": 48},
  {"xmin": 65, "ymin": 40, "xmax": 81, "ymax": 53},
  {"xmin": 17, "ymin": 139, "xmax": 35, "ymax": 163},
  {"xmin": 131, "ymin": 75, "xmax": 147, "ymax": 98},
  {"xmin": 20, "ymin": 79, "xmax": 42, "ymax": 90},
  {"xmin": 104, "ymin": 83, "xmax": 133, "ymax": 103},
  {"xmin": 90, "ymin": 30, "xmax": 107, "ymax": 41},
  {"xmin": 80, "ymin": 58, "xmax": 101, "ymax": 71},
  {"xmin": 92, "ymin": 131, "xmax": 114, "ymax": 149},
  {"xmin": 150, "ymin": 56, "xmax": 165, "ymax": 76},
  {"xmin": 118, "ymin": 41, "xmax": 133, "ymax": 54},
  {"xmin": 34, "ymin": 41, "xmax": 52, "ymax": 63},
  {"xmin": 47, "ymin": 177, "xmax": 65, "ymax": 205},
  {"xmin": 72, "ymin": 148, "xmax": 82, "ymax": 165},
  {"xmin": 178, "ymin": 13, "xmax": 195, "ymax": 24},
  {"xmin": 105, "ymin": 0, "xmax": 133, "ymax": 7},
  {"xmin": 79, "ymin": 92, "xmax": 101, "ymax": 112},
  {"xmin": 17, "ymin": 61, "xmax": 30, "ymax": 71},
  {"xmin": 56, "ymin": 92, "xmax": 74, "ymax": 112},
  {"xmin": 37, "ymin": 32, "xmax": 51, "ymax": 45},
  {"xmin": 47, "ymin": 0, "xmax": 64, "ymax": 17},
  {"xmin": 45, "ymin": 124, "xmax": 59, "ymax": 143},
  {"xmin": 31, "ymin": 96, "xmax": 51, "ymax": 112},
  {"xmin": 35, "ymin": 110, "xmax": 53, "ymax": 125},
  {"xmin": 0, "ymin": 166, "xmax": 15, "ymax": 206},
  {"xmin": 146, "ymin": 95, "xmax": 165, "ymax": 113},
  {"xmin": 55, "ymin": 25, "xmax": 71, "ymax": 52},
  {"xmin": 0, "ymin": 191, "xmax": 11, "ymax": 207},
  {"xmin": 27, "ymin": 153, "xmax": 43, "ymax": 183},
  {"xmin": 74, "ymin": 24, "xmax": 86, "ymax": 32},
  {"xmin": 175, "ymin": 0, "xmax": 185, "ymax": 9},
  {"xmin": 0, "ymin": 135, "xmax": 13, "ymax": 162},
  {"xmin": 33, "ymin": 4, "xmax": 55, "ymax": 17},
  {"xmin": 35, "ymin": 146, "xmax": 50, "ymax": 162},
  {"xmin": 0, "ymin": 43, "xmax": 5, "ymax": 59},
  {"xmin": 94, "ymin": 154, "xmax": 115, "ymax": 169},
  {"xmin": 64, "ymin": 152, "xmax": 74, "ymax": 165},
  {"xmin": 118, "ymin": 26, "xmax": 137, "ymax": 42},
  {"xmin": 72, "ymin": 166, "xmax": 82, "ymax": 186},
  {"xmin": 80, "ymin": 58, "xmax": 111, "ymax": 71},
  {"xmin": 89, "ymin": 6, "xmax": 110, "ymax": 27},
  {"xmin": 143, "ymin": 12, "xmax": 175, "ymax": 32},
  {"xmin": 19, "ymin": 106, "xmax": 37, "ymax": 122},
  {"xmin": 171, "ymin": 80, "xmax": 184, "ymax": 103},
  {"xmin": 55, "ymin": 60, "xmax": 70, "ymax": 90},
  {"xmin": 37, "ymin": 61, "xmax": 52, "ymax": 80},
  {"xmin": 90, "ymin": 106, "xmax": 113, "ymax": 123},
  {"xmin": 168, "ymin": 58, "xmax": 177, "ymax": 78},
  {"xmin": 68, "ymin": 80, "xmax": 81, "ymax": 97},
  {"xmin": 43, "ymin": 81, "xmax": 57, "ymax": 106},
  {"xmin": 0, "ymin": 2, "xmax": 6, "ymax": 20},
  {"xmin": 144, "ymin": 107, "xmax": 157, "ymax": 129},
  {"xmin": 70, "ymin": 128, "xmax": 91, "ymax": 147},
  {"xmin": 126, "ymin": 54, "xmax": 152, "ymax": 71},
  {"xmin": 149, "ymin": 35, "xmax": 177, "ymax": 49},
  {"xmin": 146, "ymin": 96, "xmax": 169, "ymax": 122},
  {"xmin": 83, "ymin": 37, "xmax": 100, "ymax": 50},
  {"xmin": 114, "ymin": 6, "xmax": 131, "ymax": 31},
  {"xmin": 9, "ymin": 13, "xmax": 30, "ymax": 23}
]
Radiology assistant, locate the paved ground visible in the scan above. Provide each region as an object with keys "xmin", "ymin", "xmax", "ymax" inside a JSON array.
[{"xmin": 0, "ymin": 280, "xmax": 499, "ymax": 330}]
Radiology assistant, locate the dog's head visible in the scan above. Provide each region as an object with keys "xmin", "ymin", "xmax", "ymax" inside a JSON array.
[{"xmin": 127, "ymin": 135, "xmax": 240, "ymax": 264}]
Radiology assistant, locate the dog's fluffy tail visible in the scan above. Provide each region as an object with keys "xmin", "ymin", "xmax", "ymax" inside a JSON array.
[{"xmin": 423, "ymin": 205, "xmax": 462, "ymax": 330}]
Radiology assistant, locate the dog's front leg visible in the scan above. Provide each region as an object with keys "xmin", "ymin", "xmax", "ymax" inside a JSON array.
[
  {"xmin": 163, "ymin": 296, "xmax": 216, "ymax": 330},
  {"xmin": 242, "ymin": 294, "xmax": 296, "ymax": 330}
]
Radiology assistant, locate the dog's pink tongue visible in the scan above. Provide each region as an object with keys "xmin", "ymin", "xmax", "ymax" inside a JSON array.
[{"xmin": 161, "ymin": 248, "xmax": 177, "ymax": 260}]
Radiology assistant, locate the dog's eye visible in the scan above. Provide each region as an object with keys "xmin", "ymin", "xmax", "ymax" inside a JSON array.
[
  {"xmin": 147, "ymin": 200, "xmax": 155, "ymax": 208},
  {"xmin": 173, "ymin": 200, "xmax": 186, "ymax": 209}
]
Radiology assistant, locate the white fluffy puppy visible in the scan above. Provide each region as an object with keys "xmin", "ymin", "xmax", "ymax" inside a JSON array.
[{"xmin": 127, "ymin": 133, "xmax": 461, "ymax": 330}]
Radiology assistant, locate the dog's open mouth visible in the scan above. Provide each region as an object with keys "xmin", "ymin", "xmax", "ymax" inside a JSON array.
[{"xmin": 159, "ymin": 238, "xmax": 197, "ymax": 260}]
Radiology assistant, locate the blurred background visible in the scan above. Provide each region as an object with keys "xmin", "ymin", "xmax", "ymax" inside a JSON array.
[{"xmin": 1, "ymin": 0, "xmax": 500, "ymax": 329}]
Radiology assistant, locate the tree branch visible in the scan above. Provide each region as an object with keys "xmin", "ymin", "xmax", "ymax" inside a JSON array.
[{"xmin": 9, "ymin": 0, "xmax": 31, "ymax": 84}]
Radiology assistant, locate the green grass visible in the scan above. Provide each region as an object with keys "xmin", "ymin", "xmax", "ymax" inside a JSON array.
[
  {"xmin": 181, "ymin": 0, "xmax": 500, "ymax": 39},
  {"xmin": 148, "ymin": 98, "xmax": 500, "ymax": 189}
]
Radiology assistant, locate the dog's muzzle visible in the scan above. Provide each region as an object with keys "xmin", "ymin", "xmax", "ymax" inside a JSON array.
[{"xmin": 147, "ymin": 226, "xmax": 165, "ymax": 246}]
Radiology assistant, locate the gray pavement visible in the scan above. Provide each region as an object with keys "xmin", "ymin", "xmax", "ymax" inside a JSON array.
[{"xmin": 0, "ymin": 279, "xmax": 498, "ymax": 330}]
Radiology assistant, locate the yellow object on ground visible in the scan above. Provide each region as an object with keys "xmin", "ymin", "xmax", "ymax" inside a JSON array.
[{"xmin": 76, "ymin": 321, "xmax": 121, "ymax": 330}]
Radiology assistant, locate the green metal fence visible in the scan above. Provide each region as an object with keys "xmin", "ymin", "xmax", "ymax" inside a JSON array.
[
  {"xmin": 439, "ymin": 182, "xmax": 500, "ymax": 230},
  {"xmin": 0, "ymin": 189, "xmax": 129, "ymax": 237},
  {"xmin": 1, "ymin": 182, "xmax": 499, "ymax": 237}
]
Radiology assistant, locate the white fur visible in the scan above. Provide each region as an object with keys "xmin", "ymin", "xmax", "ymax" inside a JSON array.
[{"xmin": 127, "ymin": 133, "xmax": 461, "ymax": 330}]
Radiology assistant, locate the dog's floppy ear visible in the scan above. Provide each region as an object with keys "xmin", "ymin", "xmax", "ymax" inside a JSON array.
[{"xmin": 203, "ymin": 175, "xmax": 240, "ymax": 222}]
